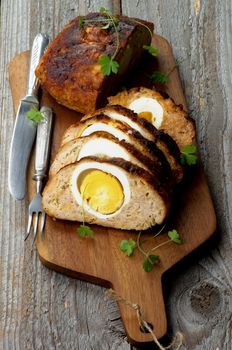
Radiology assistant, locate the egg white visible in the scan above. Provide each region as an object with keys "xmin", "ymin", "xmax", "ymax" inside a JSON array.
[
  {"xmin": 78, "ymin": 138, "xmax": 130, "ymax": 161},
  {"xmin": 128, "ymin": 97, "xmax": 164, "ymax": 129},
  {"xmin": 81, "ymin": 122, "xmax": 127, "ymax": 141},
  {"xmin": 71, "ymin": 161, "xmax": 131, "ymax": 219},
  {"xmin": 106, "ymin": 111, "xmax": 143, "ymax": 134}
]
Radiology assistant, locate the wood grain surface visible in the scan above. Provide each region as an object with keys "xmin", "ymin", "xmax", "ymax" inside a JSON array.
[
  {"xmin": 8, "ymin": 36, "xmax": 216, "ymax": 346},
  {"xmin": 1, "ymin": 1, "xmax": 232, "ymax": 349}
]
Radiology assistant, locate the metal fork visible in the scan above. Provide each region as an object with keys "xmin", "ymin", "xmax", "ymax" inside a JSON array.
[{"xmin": 25, "ymin": 106, "xmax": 53, "ymax": 241}]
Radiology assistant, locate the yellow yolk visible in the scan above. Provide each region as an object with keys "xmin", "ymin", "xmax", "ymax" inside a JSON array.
[
  {"xmin": 138, "ymin": 111, "xmax": 153, "ymax": 123},
  {"xmin": 79, "ymin": 170, "xmax": 124, "ymax": 214}
]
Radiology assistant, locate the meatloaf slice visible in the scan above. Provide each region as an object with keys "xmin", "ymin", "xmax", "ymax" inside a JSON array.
[
  {"xmin": 42, "ymin": 156, "xmax": 170, "ymax": 229},
  {"xmin": 49, "ymin": 131, "xmax": 171, "ymax": 195},
  {"xmin": 35, "ymin": 13, "xmax": 154, "ymax": 114},
  {"xmin": 108, "ymin": 87, "xmax": 196, "ymax": 149},
  {"xmin": 60, "ymin": 115, "xmax": 173, "ymax": 181},
  {"xmin": 61, "ymin": 107, "xmax": 183, "ymax": 183}
]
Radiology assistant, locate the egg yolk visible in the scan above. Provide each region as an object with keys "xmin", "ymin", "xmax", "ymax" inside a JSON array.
[
  {"xmin": 138, "ymin": 111, "xmax": 153, "ymax": 123},
  {"xmin": 79, "ymin": 170, "xmax": 124, "ymax": 214}
]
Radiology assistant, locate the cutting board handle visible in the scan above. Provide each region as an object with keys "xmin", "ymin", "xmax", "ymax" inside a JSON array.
[{"xmin": 111, "ymin": 271, "xmax": 167, "ymax": 346}]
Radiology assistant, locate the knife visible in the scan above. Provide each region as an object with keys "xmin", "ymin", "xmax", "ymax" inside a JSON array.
[{"xmin": 8, "ymin": 33, "xmax": 49, "ymax": 200}]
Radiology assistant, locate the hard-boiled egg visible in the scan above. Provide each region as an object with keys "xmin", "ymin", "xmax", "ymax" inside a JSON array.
[
  {"xmin": 78, "ymin": 138, "xmax": 130, "ymax": 160},
  {"xmin": 81, "ymin": 122, "xmax": 128, "ymax": 141},
  {"xmin": 128, "ymin": 97, "xmax": 164, "ymax": 129},
  {"xmin": 71, "ymin": 161, "xmax": 131, "ymax": 218}
]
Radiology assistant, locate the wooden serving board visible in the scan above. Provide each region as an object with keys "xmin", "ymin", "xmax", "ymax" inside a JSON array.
[{"xmin": 9, "ymin": 35, "xmax": 216, "ymax": 347}]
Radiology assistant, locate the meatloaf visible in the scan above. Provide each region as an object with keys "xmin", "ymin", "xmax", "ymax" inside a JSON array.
[
  {"xmin": 108, "ymin": 87, "xmax": 196, "ymax": 149},
  {"xmin": 60, "ymin": 106, "xmax": 184, "ymax": 183},
  {"xmin": 42, "ymin": 157, "xmax": 170, "ymax": 229},
  {"xmin": 35, "ymin": 13, "xmax": 154, "ymax": 114}
]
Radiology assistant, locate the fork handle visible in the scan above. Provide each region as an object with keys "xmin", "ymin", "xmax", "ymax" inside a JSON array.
[{"xmin": 33, "ymin": 106, "xmax": 53, "ymax": 181}]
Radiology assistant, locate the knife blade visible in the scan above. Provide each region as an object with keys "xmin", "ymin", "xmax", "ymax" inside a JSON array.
[{"xmin": 8, "ymin": 33, "xmax": 49, "ymax": 200}]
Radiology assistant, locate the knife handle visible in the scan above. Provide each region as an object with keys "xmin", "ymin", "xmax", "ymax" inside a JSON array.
[
  {"xmin": 27, "ymin": 33, "xmax": 49, "ymax": 97},
  {"xmin": 33, "ymin": 106, "xmax": 53, "ymax": 180}
]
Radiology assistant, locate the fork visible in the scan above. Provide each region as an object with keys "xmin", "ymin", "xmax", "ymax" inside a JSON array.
[{"xmin": 25, "ymin": 106, "xmax": 53, "ymax": 241}]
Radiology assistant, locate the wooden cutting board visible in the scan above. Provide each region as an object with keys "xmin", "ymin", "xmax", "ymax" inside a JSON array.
[{"xmin": 8, "ymin": 35, "xmax": 216, "ymax": 347}]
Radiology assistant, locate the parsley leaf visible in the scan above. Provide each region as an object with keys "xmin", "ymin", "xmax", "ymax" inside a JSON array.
[
  {"xmin": 119, "ymin": 238, "xmax": 136, "ymax": 256},
  {"xmin": 143, "ymin": 254, "xmax": 160, "ymax": 272},
  {"xmin": 168, "ymin": 230, "xmax": 183, "ymax": 244},
  {"xmin": 180, "ymin": 144, "xmax": 198, "ymax": 165},
  {"xmin": 150, "ymin": 71, "xmax": 168, "ymax": 84},
  {"xmin": 100, "ymin": 7, "xmax": 107, "ymax": 13},
  {"xmin": 77, "ymin": 224, "xmax": 94, "ymax": 238},
  {"xmin": 27, "ymin": 107, "xmax": 44, "ymax": 125},
  {"xmin": 78, "ymin": 16, "xmax": 84, "ymax": 27},
  {"xmin": 97, "ymin": 55, "xmax": 119, "ymax": 76},
  {"xmin": 143, "ymin": 45, "xmax": 158, "ymax": 57}
]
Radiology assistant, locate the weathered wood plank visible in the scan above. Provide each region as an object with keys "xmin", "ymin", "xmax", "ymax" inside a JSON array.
[
  {"xmin": 122, "ymin": 0, "xmax": 232, "ymax": 349},
  {"xmin": 0, "ymin": 1, "xmax": 130, "ymax": 350},
  {"xmin": 1, "ymin": 0, "xmax": 232, "ymax": 349}
]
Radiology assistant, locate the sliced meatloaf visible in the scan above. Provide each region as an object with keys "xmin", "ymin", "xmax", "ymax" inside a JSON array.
[
  {"xmin": 35, "ymin": 13, "xmax": 154, "ymax": 114},
  {"xmin": 49, "ymin": 131, "xmax": 171, "ymax": 195},
  {"xmin": 61, "ymin": 107, "xmax": 183, "ymax": 183},
  {"xmin": 60, "ymin": 115, "xmax": 173, "ymax": 181},
  {"xmin": 108, "ymin": 87, "xmax": 196, "ymax": 149},
  {"xmin": 42, "ymin": 156, "xmax": 170, "ymax": 230}
]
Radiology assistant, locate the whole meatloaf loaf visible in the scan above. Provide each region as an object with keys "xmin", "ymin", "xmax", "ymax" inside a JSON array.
[{"xmin": 35, "ymin": 13, "xmax": 154, "ymax": 114}]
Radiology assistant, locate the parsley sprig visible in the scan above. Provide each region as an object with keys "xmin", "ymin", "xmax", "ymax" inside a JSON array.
[
  {"xmin": 78, "ymin": 224, "xmax": 94, "ymax": 238},
  {"xmin": 97, "ymin": 54, "xmax": 119, "ymax": 76},
  {"xmin": 180, "ymin": 144, "xmax": 198, "ymax": 165},
  {"xmin": 149, "ymin": 57, "xmax": 186, "ymax": 85},
  {"xmin": 130, "ymin": 18, "xmax": 158, "ymax": 58},
  {"xmin": 77, "ymin": 186, "xmax": 94, "ymax": 238},
  {"xmin": 150, "ymin": 71, "xmax": 169, "ymax": 84},
  {"xmin": 119, "ymin": 227, "xmax": 183, "ymax": 272},
  {"xmin": 78, "ymin": 8, "xmax": 157, "ymax": 76},
  {"xmin": 120, "ymin": 238, "xmax": 136, "ymax": 256},
  {"xmin": 97, "ymin": 8, "xmax": 120, "ymax": 76},
  {"xmin": 26, "ymin": 107, "xmax": 44, "ymax": 125},
  {"xmin": 143, "ymin": 45, "xmax": 158, "ymax": 57},
  {"xmin": 79, "ymin": 8, "xmax": 120, "ymax": 76}
]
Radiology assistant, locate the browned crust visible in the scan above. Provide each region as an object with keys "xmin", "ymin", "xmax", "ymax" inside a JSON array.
[
  {"xmin": 105, "ymin": 105, "xmax": 184, "ymax": 182},
  {"xmin": 96, "ymin": 105, "xmax": 184, "ymax": 182},
  {"xmin": 47, "ymin": 155, "xmax": 171, "ymax": 210},
  {"xmin": 131, "ymin": 130, "xmax": 173, "ymax": 180},
  {"xmin": 111, "ymin": 105, "xmax": 181, "ymax": 156},
  {"xmin": 61, "ymin": 111, "xmax": 183, "ymax": 183},
  {"xmin": 51, "ymin": 130, "xmax": 172, "ymax": 195},
  {"xmin": 35, "ymin": 14, "xmax": 154, "ymax": 114},
  {"xmin": 90, "ymin": 104, "xmax": 181, "ymax": 158},
  {"xmin": 61, "ymin": 114, "xmax": 173, "ymax": 179},
  {"xmin": 108, "ymin": 87, "xmax": 196, "ymax": 149}
]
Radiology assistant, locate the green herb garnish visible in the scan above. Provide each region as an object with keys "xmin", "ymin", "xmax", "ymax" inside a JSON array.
[
  {"xmin": 77, "ymin": 186, "xmax": 94, "ymax": 238},
  {"xmin": 143, "ymin": 45, "xmax": 158, "ymax": 57},
  {"xmin": 79, "ymin": 8, "xmax": 120, "ymax": 76},
  {"xmin": 120, "ymin": 238, "xmax": 136, "ymax": 256},
  {"xmin": 79, "ymin": 8, "xmax": 158, "ymax": 76},
  {"xmin": 78, "ymin": 16, "xmax": 84, "ymax": 27},
  {"xmin": 97, "ymin": 55, "xmax": 119, "ymax": 76},
  {"xmin": 77, "ymin": 224, "xmax": 94, "ymax": 238},
  {"xmin": 26, "ymin": 107, "xmax": 44, "ymax": 125},
  {"xmin": 150, "ymin": 71, "xmax": 169, "ymax": 84},
  {"xmin": 168, "ymin": 229, "xmax": 183, "ymax": 244},
  {"xmin": 119, "ymin": 227, "xmax": 183, "ymax": 272},
  {"xmin": 180, "ymin": 144, "xmax": 198, "ymax": 165},
  {"xmin": 143, "ymin": 254, "xmax": 160, "ymax": 272},
  {"xmin": 99, "ymin": 6, "xmax": 108, "ymax": 13},
  {"xmin": 149, "ymin": 56, "xmax": 187, "ymax": 85}
]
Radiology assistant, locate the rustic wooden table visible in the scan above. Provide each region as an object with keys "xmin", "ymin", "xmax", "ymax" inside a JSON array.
[{"xmin": 1, "ymin": 1, "xmax": 231, "ymax": 349}]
